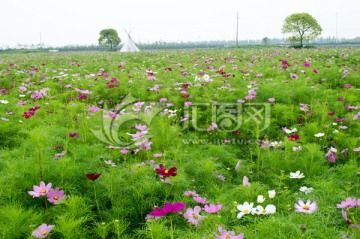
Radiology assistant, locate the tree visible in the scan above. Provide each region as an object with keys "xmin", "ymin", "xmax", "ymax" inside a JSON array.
[
  {"xmin": 98, "ymin": 29, "xmax": 121, "ymax": 51},
  {"xmin": 262, "ymin": 37, "xmax": 269, "ymax": 45},
  {"xmin": 282, "ymin": 13, "xmax": 322, "ymax": 48}
]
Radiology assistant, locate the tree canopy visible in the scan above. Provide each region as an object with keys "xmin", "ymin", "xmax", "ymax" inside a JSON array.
[
  {"xmin": 282, "ymin": 13, "xmax": 322, "ymax": 48},
  {"xmin": 98, "ymin": 29, "xmax": 121, "ymax": 51}
]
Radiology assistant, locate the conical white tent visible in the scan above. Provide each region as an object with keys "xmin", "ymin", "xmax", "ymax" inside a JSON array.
[{"xmin": 120, "ymin": 30, "xmax": 140, "ymax": 52}]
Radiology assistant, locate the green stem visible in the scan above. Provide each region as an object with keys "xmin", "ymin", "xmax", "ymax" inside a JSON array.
[
  {"xmin": 170, "ymin": 218, "xmax": 174, "ymax": 239},
  {"xmin": 37, "ymin": 145, "xmax": 43, "ymax": 182},
  {"xmin": 94, "ymin": 183, "xmax": 103, "ymax": 221}
]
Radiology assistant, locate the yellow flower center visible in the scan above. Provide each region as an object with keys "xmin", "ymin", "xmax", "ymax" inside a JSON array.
[
  {"xmin": 262, "ymin": 209, "xmax": 266, "ymax": 213},
  {"xmin": 244, "ymin": 209, "xmax": 249, "ymax": 213},
  {"xmin": 303, "ymin": 205, "xmax": 309, "ymax": 210},
  {"xmin": 164, "ymin": 170, "xmax": 169, "ymax": 174},
  {"xmin": 226, "ymin": 234, "xmax": 231, "ymax": 239},
  {"xmin": 40, "ymin": 189, "xmax": 46, "ymax": 194},
  {"xmin": 193, "ymin": 213, "xmax": 198, "ymax": 218},
  {"xmin": 41, "ymin": 231, "xmax": 47, "ymax": 235},
  {"xmin": 53, "ymin": 196, "xmax": 59, "ymax": 200}
]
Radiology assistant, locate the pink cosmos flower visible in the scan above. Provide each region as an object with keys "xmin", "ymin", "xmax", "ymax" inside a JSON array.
[
  {"xmin": 193, "ymin": 196, "xmax": 208, "ymax": 204},
  {"xmin": 136, "ymin": 139, "xmax": 152, "ymax": 151},
  {"xmin": 303, "ymin": 62, "xmax": 310, "ymax": 67},
  {"xmin": 207, "ymin": 122, "xmax": 218, "ymax": 131},
  {"xmin": 19, "ymin": 86, "xmax": 27, "ymax": 93},
  {"xmin": 215, "ymin": 226, "xmax": 244, "ymax": 239},
  {"xmin": 120, "ymin": 149, "xmax": 128, "ymax": 155},
  {"xmin": 149, "ymin": 202, "xmax": 186, "ymax": 217},
  {"xmin": 345, "ymin": 84, "xmax": 352, "ymax": 89},
  {"xmin": 159, "ymin": 98, "xmax": 167, "ymax": 102},
  {"xmin": 135, "ymin": 124, "xmax": 148, "ymax": 131},
  {"xmin": 28, "ymin": 181, "xmax": 52, "ymax": 198},
  {"xmin": 129, "ymin": 131, "xmax": 148, "ymax": 141},
  {"xmin": 354, "ymin": 147, "xmax": 360, "ymax": 152},
  {"xmin": 183, "ymin": 206, "xmax": 204, "ymax": 226},
  {"xmin": 290, "ymin": 73, "xmax": 298, "ymax": 79},
  {"xmin": 184, "ymin": 190, "xmax": 199, "ymax": 197},
  {"xmin": 184, "ymin": 102, "xmax": 193, "ymax": 107},
  {"xmin": 75, "ymin": 88, "xmax": 92, "ymax": 95},
  {"xmin": 294, "ymin": 199, "xmax": 318, "ymax": 214},
  {"xmin": 235, "ymin": 160, "xmax": 241, "ymax": 171},
  {"xmin": 268, "ymin": 98, "xmax": 275, "ymax": 103},
  {"xmin": 47, "ymin": 188, "xmax": 66, "ymax": 204},
  {"xmin": 216, "ymin": 174, "xmax": 226, "ymax": 181},
  {"xmin": 88, "ymin": 105, "xmax": 99, "ymax": 113},
  {"xmin": 337, "ymin": 198, "xmax": 357, "ymax": 209},
  {"xmin": 325, "ymin": 147, "xmax": 337, "ymax": 163},
  {"xmin": 32, "ymin": 224, "xmax": 55, "ymax": 238},
  {"xmin": 153, "ymin": 153, "xmax": 163, "ymax": 158},
  {"xmin": 204, "ymin": 204, "xmax": 223, "ymax": 214},
  {"xmin": 243, "ymin": 176, "xmax": 250, "ymax": 186}
]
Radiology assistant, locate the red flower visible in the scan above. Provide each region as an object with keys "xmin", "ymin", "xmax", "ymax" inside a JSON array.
[
  {"xmin": 68, "ymin": 133, "xmax": 79, "ymax": 137},
  {"xmin": 29, "ymin": 106, "xmax": 41, "ymax": 112},
  {"xmin": 155, "ymin": 164, "xmax": 177, "ymax": 178},
  {"xmin": 288, "ymin": 134, "xmax": 299, "ymax": 141},
  {"xmin": 328, "ymin": 112, "xmax": 335, "ymax": 116},
  {"xmin": 78, "ymin": 94, "xmax": 87, "ymax": 100},
  {"xmin": 233, "ymin": 131, "xmax": 241, "ymax": 135},
  {"xmin": 85, "ymin": 173, "xmax": 101, "ymax": 181},
  {"xmin": 23, "ymin": 111, "xmax": 35, "ymax": 119}
]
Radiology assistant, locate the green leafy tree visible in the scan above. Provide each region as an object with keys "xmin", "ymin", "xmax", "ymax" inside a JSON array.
[
  {"xmin": 98, "ymin": 29, "xmax": 121, "ymax": 51},
  {"xmin": 282, "ymin": 13, "xmax": 322, "ymax": 48}
]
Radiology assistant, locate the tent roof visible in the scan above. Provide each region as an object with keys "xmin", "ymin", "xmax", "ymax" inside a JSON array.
[{"xmin": 120, "ymin": 33, "xmax": 140, "ymax": 52}]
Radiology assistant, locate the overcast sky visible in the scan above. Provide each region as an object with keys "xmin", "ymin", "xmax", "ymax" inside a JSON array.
[{"xmin": 1, "ymin": 0, "xmax": 359, "ymax": 47}]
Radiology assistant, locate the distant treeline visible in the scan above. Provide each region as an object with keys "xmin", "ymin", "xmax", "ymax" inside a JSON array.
[{"xmin": 1, "ymin": 37, "xmax": 360, "ymax": 52}]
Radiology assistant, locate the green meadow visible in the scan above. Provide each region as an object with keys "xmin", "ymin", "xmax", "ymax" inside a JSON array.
[{"xmin": 0, "ymin": 48, "xmax": 359, "ymax": 238}]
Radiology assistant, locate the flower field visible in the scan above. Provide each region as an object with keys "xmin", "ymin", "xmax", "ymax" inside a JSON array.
[{"xmin": 0, "ymin": 48, "xmax": 359, "ymax": 238}]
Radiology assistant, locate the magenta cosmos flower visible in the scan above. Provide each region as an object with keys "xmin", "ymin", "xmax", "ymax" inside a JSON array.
[
  {"xmin": 32, "ymin": 223, "xmax": 55, "ymax": 238},
  {"xmin": 149, "ymin": 202, "xmax": 186, "ymax": 217},
  {"xmin": 47, "ymin": 188, "xmax": 66, "ymax": 204},
  {"xmin": 28, "ymin": 181, "xmax": 52, "ymax": 198},
  {"xmin": 155, "ymin": 164, "xmax": 177, "ymax": 178},
  {"xmin": 294, "ymin": 199, "xmax": 318, "ymax": 214}
]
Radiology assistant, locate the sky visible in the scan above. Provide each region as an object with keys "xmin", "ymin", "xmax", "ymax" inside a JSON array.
[{"xmin": 1, "ymin": 0, "xmax": 360, "ymax": 47}]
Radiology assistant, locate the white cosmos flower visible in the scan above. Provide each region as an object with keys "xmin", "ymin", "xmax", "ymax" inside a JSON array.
[
  {"xmin": 257, "ymin": 195, "xmax": 266, "ymax": 204},
  {"xmin": 299, "ymin": 186, "xmax": 314, "ymax": 194},
  {"xmin": 0, "ymin": 100, "xmax": 9, "ymax": 104},
  {"xmin": 292, "ymin": 146, "xmax": 302, "ymax": 152},
  {"xmin": 255, "ymin": 205, "xmax": 276, "ymax": 215},
  {"xmin": 268, "ymin": 190, "xmax": 276, "ymax": 199},
  {"xmin": 290, "ymin": 171, "xmax": 305, "ymax": 179},
  {"xmin": 314, "ymin": 133, "xmax": 324, "ymax": 137},
  {"xmin": 236, "ymin": 202, "xmax": 256, "ymax": 219}
]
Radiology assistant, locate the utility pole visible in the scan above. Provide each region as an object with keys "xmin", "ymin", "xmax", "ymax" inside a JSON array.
[
  {"xmin": 236, "ymin": 12, "xmax": 239, "ymax": 47},
  {"xmin": 336, "ymin": 12, "xmax": 338, "ymax": 44}
]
